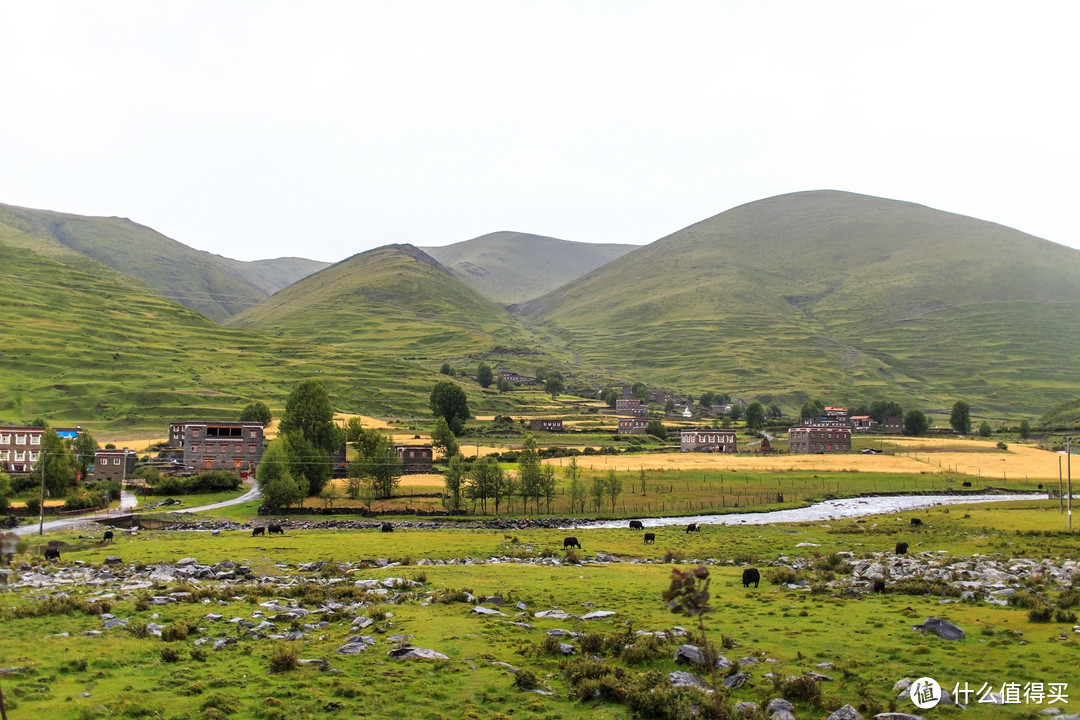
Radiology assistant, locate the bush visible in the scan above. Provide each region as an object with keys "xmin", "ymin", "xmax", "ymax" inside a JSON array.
[
  {"xmin": 160, "ymin": 647, "xmax": 181, "ymax": 663},
  {"xmin": 778, "ymin": 675, "xmax": 823, "ymax": 706},
  {"xmin": 267, "ymin": 644, "xmax": 299, "ymax": 673},
  {"xmin": 514, "ymin": 668, "xmax": 539, "ymax": 690},
  {"xmin": 161, "ymin": 624, "xmax": 189, "ymax": 642},
  {"xmin": 1028, "ymin": 607, "xmax": 1053, "ymax": 623},
  {"xmin": 766, "ymin": 567, "xmax": 801, "ymax": 585},
  {"xmin": 1054, "ymin": 609, "xmax": 1078, "ymax": 624},
  {"xmin": 190, "ymin": 648, "xmax": 208, "ymax": 663},
  {"xmin": 1057, "ymin": 589, "xmax": 1080, "ymax": 609},
  {"xmin": 1008, "ymin": 590, "xmax": 1048, "ymax": 609}
]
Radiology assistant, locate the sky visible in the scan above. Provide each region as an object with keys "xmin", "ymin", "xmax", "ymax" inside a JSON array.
[{"xmin": 1, "ymin": 2, "xmax": 1078, "ymax": 262}]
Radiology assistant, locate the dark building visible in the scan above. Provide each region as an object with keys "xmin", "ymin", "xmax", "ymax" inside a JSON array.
[
  {"xmin": 529, "ymin": 418, "xmax": 563, "ymax": 432},
  {"xmin": 172, "ymin": 421, "xmax": 265, "ymax": 472},
  {"xmin": 879, "ymin": 416, "xmax": 903, "ymax": 433},
  {"xmin": 93, "ymin": 449, "xmax": 138, "ymax": 481},
  {"xmin": 615, "ymin": 399, "xmax": 648, "ymax": 417},
  {"xmin": 788, "ymin": 425, "xmax": 852, "ymax": 453},
  {"xmin": 617, "ymin": 417, "xmax": 648, "ymax": 435},
  {"xmin": 395, "ymin": 444, "xmax": 433, "ymax": 473},
  {"xmin": 849, "ymin": 415, "xmax": 878, "ymax": 431}
]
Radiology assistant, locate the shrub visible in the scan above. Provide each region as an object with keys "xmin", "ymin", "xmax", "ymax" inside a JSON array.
[
  {"xmin": 190, "ymin": 648, "xmax": 208, "ymax": 663},
  {"xmin": 1008, "ymin": 590, "xmax": 1048, "ymax": 609},
  {"xmin": 267, "ymin": 644, "xmax": 299, "ymax": 673},
  {"xmin": 891, "ymin": 579, "xmax": 962, "ymax": 598},
  {"xmin": 1027, "ymin": 607, "xmax": 1053, "ymax": 623},
  {"xmin": 161, "ymin": 624, "xmax": 189, "ymax": 642},
  {"xmin": 579, "ymin": 632, "xmax": 606, "ymax": 655},
  {"xmin": 779, "ymin": 675, "xmax": 823, "ymax": 706},
  {"xmin": 1054, "ymin": 609, "xmax": 1078, "ymax": 624},
  {"xmin": 766, "ymin": 567, "xmax": 801, "ymax": 585},
  {"xmin": 160, "ymin": 647, "xmax": 181, "ymax": 663},
  {"xmin": 514, "ymin": 668, "xmax": 539, "ymax": 690},
  {"xmin": 1057, "ymin": 589, "xmax": 1079, "ymax": 609}
]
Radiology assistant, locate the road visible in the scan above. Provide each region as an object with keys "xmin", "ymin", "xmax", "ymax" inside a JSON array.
[{"xmin": 13, "ymin": 480, "xmax": 260, "ymax": 537}]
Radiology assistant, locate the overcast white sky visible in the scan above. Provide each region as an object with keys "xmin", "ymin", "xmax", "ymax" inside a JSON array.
[{"xmin": 1, "ymin": 2, "xmax": 1077, "ymax": 262}]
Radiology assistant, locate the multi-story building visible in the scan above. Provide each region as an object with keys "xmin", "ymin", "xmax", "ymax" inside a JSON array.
[
  {"xmin": 171, "ymin": 421, "xmax": 265, "ymax": 472},
  {"xmin": 615, "ymin": 399, "xmax": 648, "ymax": 417},
  {"xmin": 788, "ymin": 425, "xmax": 852, "ymax": 453},
  {"xmin": 824, "ymin": 406, "xmax": 848, "ymax": 421},
  {"xmin": 529, "ymin": 418, "xmax": 563, "ymax": 432},
  {"xmin": 395, "ymin": 444, "xmax": 433, "ymax": 473},
  {"xmin": 680, "ymin": 428, "xmax": 738, "ymax": 453},
  {"xmin": 0, "ymin": 425, "xmax": 82, "ymax": 474},
  {"xmin": 880, "ymin": 416, "xmax": 903, "ymax": 433},
  {"xmin": 617, "ymin": 417, "xmax": 648, "ymax": 435},
  {"xmin": 849, "ymin": 415, "xmax": 878, "ymax": 431},
  {"xmin": 93, "ymin": 449, "xmax": 138, "ymax": 481}
]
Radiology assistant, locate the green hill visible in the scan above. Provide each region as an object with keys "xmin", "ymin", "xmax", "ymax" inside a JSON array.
[
  {"xmin": 1039, "ymin": 398, "xmax": 1080, "ymax": 430},
  {"xmin": 517, "ymin": 190, "xmax": 1080, "ymax": 416},
  {"xmin": 422, "ymin": 232, "xmax": 636, "ymax": 304},
  {"xmin": 0, "ymin": 202, "xmax": 328, "ymax": 322}
]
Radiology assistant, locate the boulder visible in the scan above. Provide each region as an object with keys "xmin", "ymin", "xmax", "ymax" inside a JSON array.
[
  {"xmin": 581, "ymin": 610, "xmax": 615, "ymax": 620},
  {"xmin": 873, "ymin": 715, "xmax": 925, "ymax": 720},
  {"xmin": 826, "ymin": 706, "xmax": 864, "ymax": 720},
  {"xmin": 723, "ymin": 673, "xmax": 750, "ymax": 689},
  {"xmin": 767, "ymin": 698, "xmax": 794, "ymax": 716},
  {"xmin": 912, "ymin": 617, "xmax": 964, "ymax": 641},
  {"xmin": 472, "ymin": 606, "xmax": 506, "ymax": 616},
  {"xmin": 668, "ymin": 671, "xmax": 709, "ymax": 690},
  {"xmin": 387, "ymin": 646, "xmax": 449, "ymax": 660},
  {"xmin": 734, "ymin": 701, "xmax": 760, "ymax": 715}
]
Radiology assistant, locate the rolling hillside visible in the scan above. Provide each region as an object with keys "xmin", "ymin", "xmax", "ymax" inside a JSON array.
[
  {"xmin": 422, "ymin": 231, "xmax": 635, "ymax": 304},
  {"xmin": 228, "ymin": 244, "xmax": 574, "ymax": 368},
  {"xmin": 0, "ymin": 202, "xmax": 328, "ymax": 322},
  {"xmin": 517, "ymin": 191, "xmax": 1080, "ymax": 416}
]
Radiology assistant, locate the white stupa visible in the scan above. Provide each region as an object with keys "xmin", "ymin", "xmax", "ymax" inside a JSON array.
[{"xmin": 682, "ymin": 406, "xmax": 692, "ymax": 418}]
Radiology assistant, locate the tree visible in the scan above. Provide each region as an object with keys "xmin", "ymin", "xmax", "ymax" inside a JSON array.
[
  {"xmin": 565, "ymin": 457, "xmax": 586, "ymax": 514},
  {"xmin": 430, "ymin": 381, "xmax": 470, "ymax": 436},
  {"xmin": 319, "ymin": 482, "xmax": 339, "ymax": 508},
  {"xmin": 440, "ymin": 363, "xmax": 453, "ymax": 376},
  {"xmin": 280, "ymin": 432, "xmax": 331, "ymax": 498},
  {"xmin": 601, "ymin": 388, "xmax": 619, "ymax": 408},
  {"xmin": 497, "ymin": 376, "xmax": 512, "ymax": 392},
  {"xmin": 278, "ymin": 380, "xmax": 341, "ymax": 495},
  {"xmin": 949, "ymin": 401, "xmax": 972, "ymax": 434},
  {"xmin": 632, "ymin": 382, "xmax": 649, "ymax": 401},
  {"xmin": 257, "ymin": 438, "xmax": 305, "ymax": 510},
  {"xmin": 469, "ymin": 456, "xmax": 505, "ymax": 515},
  {"xmin": 517, "ymin": 435, "xmax": 543, "ymax": 513},
  {"xmin": 800, "ymin": 400, "xmax": 825, "ymax": 421},
  {"xmin": 476, "ymin": 363, "xmax": 494, "ymax": 389},
  {"xmin": 71, "ymin": 430, "xmax": 98, "ymax": 480},
  {"xmin": 240, "ymin": 401, "xmax": 272, "ymax": 426},
  {"xmin": 1019, "ymin": 420, "xmax": 1031, "ymax": 439},
  {"xmin": 699, "ymin": 391, "xmax": 716, "ymax": 410},
  {"xmin": 978, "ymin": 420, "xmax": 992, "ymax": 437},
  {"xmin": 37, "ymin": 428, "xmax": 74, "ymax": 498},
  {"xmin": 444, "ymin": 453, "xmax": 466, "ymax": 511},
  {"xmin": 605, "ymin": 469, "xmax": 622, "ymax": 512},
  {"xmin": 431, "ymin": 417, "xmax": 459, "ymax": 460},
  {"xmin": 544, "ymin": 376, "xmax": 565, "ymax": 401},
  {"xmin": 744, "ymin": 402, "xmax": 766, "ymax": 431},
  {"xmin": 869, "ymin": 400, "xmax": 904, "ymax": 424},
  {"xmin": 664, "ymin": 398, "xmax": 676, "ymax": 414},
  {"xmin": 639, "ymin": 467, "xmax": 647, "ymax": 495},
  {"xmin": 590, "ymin": 474, "xmax": 607, "ymax": 512},
  {"xmin": 541, "ymin": 465, "xmax": 557, "ymax": 514},
  {"xmin": 728, "ymin": 405, "xmax": 742, "ymax": 421},
  {"xmin": 349, "ymin": 435, "xmax": 402, "ymax": 499},
  {"xmin": 645, "ymin": 419, "xmax": 666, "ymax": 440},
  {"xmin": 0, "ymin": 471, "xmax": 11, "ymax": 512},
  {"xmin": 903, "ymin": 409, "xmax": 929, "ymax": 436},
  {"xmin": 768, "ymin": 404, "xmax": 782, "ymax": 419}
]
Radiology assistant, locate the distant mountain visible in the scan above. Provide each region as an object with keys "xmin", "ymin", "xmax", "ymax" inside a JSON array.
[
  {"xmin": 517, "ymin": 190, "xmax": 1080, "ymax": 415},
  {"xmin": 229, "ymin": 243, "xmax": 570, "ymax": 365},
  {"xmin": 422, "ymin": 232, "xmax": 636, "ymax": 304},
  {"xmin": 0, "ymin": 202, "xmax": 329, "ymax": 322}
]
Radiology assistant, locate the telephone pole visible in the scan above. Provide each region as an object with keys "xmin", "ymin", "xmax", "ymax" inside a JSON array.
[
  {"xmin": 1066, "ymin": 436, "xmax": 1073, "ymax": 531},
  {"xmin": 38, "ymin": 449, "xmax": 46, "ymax": 536}
]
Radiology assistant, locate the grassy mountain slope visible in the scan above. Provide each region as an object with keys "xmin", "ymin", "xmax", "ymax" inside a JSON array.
[
  {"xmin": 0, "ymin": 203, "xmax": 328, "ymax": 321},
  {"xmin": 422, "ymin": 232, "xmax": 636, "ymax": 304},
  {"xmin": 517, "ymin": 190, "xmax": 1080, "ymax": 415},
  {"xmin": 228, "ymin": 244, "xmax": 572, "ymax": 365}
]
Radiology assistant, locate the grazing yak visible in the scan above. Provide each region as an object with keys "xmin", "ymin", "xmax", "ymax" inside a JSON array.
[
  {"xmin": 268, "ymin": 524, "xmax": 284, "ymax": 535},
  {"xmin": 872, "ymin": 579, "xmax": 886, "ymax": 594},
  {"xmin": 742, "ymin": 568, "xmax": 760, "ymax": 588},
  {"xmin": 103, "ymin": 530, "xmax": 114, "ymax": 543},
  {"xmin": 961, "ymin": 481, "xmax": 972, "ymax": 487},
  {"xmin": 910, "ymin": 518, "xmax": 923, "ymax": 527},
  {"xmin": 895, "ymin": 541, "xmax": 908, "ymax": 555},
  {"xmin": 563, "ymin": 536, "xmax": 581, "ymax": 550},
  {"xmin": 643, "ymin": 532, "xmax": 656, "ymax": 544},
  {"xmin": 44, "ymin": 547, "xmax": 61, "ymax": 561},
  {"xmin": 685, "ymin": 523, "xmax": 700, "ymax": 534},
  {"xmin": 252, "ymin": 527, "xmax": 265, "ymax": 537},
  {"xmin": 629, "ymin": 520, "xmax": 644, "ymax": 530},
  {"xmin": 381, "ymin": 523, "xmax": 394, "ymax": 533}
]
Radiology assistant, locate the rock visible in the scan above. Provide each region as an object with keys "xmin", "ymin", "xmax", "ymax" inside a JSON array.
[
  {"xmin": 534, "ymin": 609, "xmax": 569, "ymax": 619},
  {"xmin": 723, "ymin": 673, "xmax": 750, "ymax": 689},
  {"xmin": 177, "ymin": 558, "xmax": 197, "ymax": 566},
  {"xmin": 826, "ymin": 705, "xmax": 864, "ymax": 720},
  {"xmin": 771, "ymin": 712, "xmax": 797, "ymax": 720},
  {"xmin": 912, "ymin": 617, "xmax": 964, "ymax": 641},
  {"xmin": 805, "ymin": 672, "xmax": 833, "ymax": 681},
  {"xmin": 472, "ymin": 606, "xmax": 506, "ymax": 616},
  {"xmin": 767, "ymin": 698, "xmax": 794, "ymax": 716},
  {"xmin": 102, "ymin": 617, "xmax": 128, "ymax": 630},
  {"xmin": 485, "ymin": 595, "xmax": 504, "ymax": 606},
  {"xmin": 336, "ymin": 641, "xmax": 372, "ymax": 654},
  {"xmin": 739, "ymin": 657, "xmax": 759, "ymax": 666},
  {"xmin": 734, "ymin": 701, "xmax": 760, "ymax": 715},
  {"xmin": 874, "ymin": 715, "xmax": 925, "ymax": 720},
  {"xmin": 1038, "ymin": 709, "xmax": 1062, "ymax": 716},
  {"xmin": 103, "ymin": 556, "xmax": 123, "ymax": 565},
  {"xmin": 581, "ymin": 610, "xmax": 615, "ymax": 620},
  {"xmin": 668, "ymin": 671, "xmax": 709, "ymax": 690},
  {"xmin": 299, "ymin": 658, "xmax": 327, "ymax": 667},
  {"xmin": 351, "ymin": 616, "xmax": 373, "ymax": 628},
  {"xmin": 213, "ymin": 638, "xmax": 236, "ymax": 650},
  {"xmin": 892, "ymin": 678, "xmax": 912, "ymax": 693},
  {"xmin": 674, "ymin": 644, "xmax": 714, "ymax": 667},
  {"xmin": 387, "ymin": 646, "xmax": 449, "ymax": 660},
  {"xmin": 515, "ymin": 601, "xmax": 528, "ymax": 611},
  {"xmin": 557, "ymin": 643, "xmax": 576, "ymax": 655}
]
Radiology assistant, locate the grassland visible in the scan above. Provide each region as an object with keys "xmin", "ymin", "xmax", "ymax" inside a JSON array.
[{"xmin": 4, "ymin": 501, "xmax": 1077, "ymax": 719}]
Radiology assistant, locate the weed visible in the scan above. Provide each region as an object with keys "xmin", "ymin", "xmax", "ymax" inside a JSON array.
[
  {"xmin": 161, "ymin": 624, "xmax": 189, "ymax": 642},
  {"xmin": 513, "ymin": 668, "xmax": 539, "ymax": 690},
  {"xmin": 160, "ymin": 647, "xmax": 181, "ymax": 663},
  {"xmin": 267, "ymin": 644, "xmax": 299, "ymax": 673}
]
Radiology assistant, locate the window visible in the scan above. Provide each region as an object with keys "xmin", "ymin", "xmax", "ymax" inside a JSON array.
[
  {"xmin": 28, "ymin": 451, "xmax": 38, "ymax": 462},
  {"xmin": 190, "ymin": 429, "xmax": 200, "ymax": 438},
  {"xmin": 30, "ymin": 434, "xmax": 41, "ymax": 445},
  {"xmin": 114, "ymin": 458, "xmax": 121, "ymax": 465},
  {"xmin": 190, "ymin": 443, "xmax": 199, "ymax": 453},
  {"xmin": 0, "ymin": 433, "xmax": 8, "ymax": 443},
  {"xmin": 203, "ymin": 458, "xmax": 214, "ymax": 469},
  {"xmin": 248, "ymin": 444, "xmax": 257, "ymax": 453},
  {"xmin": 0, "ymin": 450, "xmax": 7, "ymax": 461},
  {"xmin": 15, "ymin": 434, "xmax": 26, "ymax": 445},
  {"xmin": 233, "ymin": 443, "xmax": 241, "ymax": 453},
  {"xmin": 14, "ymin": 451, "xmax": 25, "ymax": 461},
  {"xmin": 249, "ymin": 430, "xmax": 257, "ymax": 438},
  {"xmin": 219, "ymin": 444, "xmax": 227, "ymax": 453}
]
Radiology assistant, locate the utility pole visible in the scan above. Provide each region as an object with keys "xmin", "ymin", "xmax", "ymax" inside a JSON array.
[
  {"xmin": 38, "ymin": 449, "xmax": 46, "ymax": 536},
  {"xmin": 1060, "ymin": 456, "xmax": 1064, "ymax": 513},
  {"xmin": 1067, "ymin": 436, "xmax": 1073, "ymax": 531}
]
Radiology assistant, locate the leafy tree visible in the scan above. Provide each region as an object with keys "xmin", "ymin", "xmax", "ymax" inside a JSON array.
[
  {"xmin": 744, "ymin": 402, "xmax": 765, "ymax": 430},
  {"xmin": 768, "ymin": 403, "xmax": 783, "ymax": 419},
  {"xmin": 517, "ymin": 435, "xmax": 543, "ymax": 513},
  {"xmin": 440, "ymin": 363, "xmax": 453, "ymax": 376},
  {"xmin": 565, "ymin": 457, "xmax": 586, "ymax": 513},
  {"xmin": 444, "ymin": 453, "xmax": 466, "ymax": 511},
  {"xmin": 544, "ymin": 376, "xmax": 565, "ymax": 401},
  {"xmin": 319, "ymin": 482, "xmax": 339, "ymax": 508},
  {"xmin": 664, "ymin": 399, "xmax": 676, "ymax": 414},
  {"xmin": 257, "ymin": 438, "xmax": 305, "ymax": 510},
  {"xmin": 1019, "ymin": 420, "xmax": 1031, "ymax": 439},
  {"xmin": 278, "ymin": 380, "xmax": 341, "ymax": 494},
  {"xmin": 431, "ymin": 417, "xmax": 459, "ymax": 460},
  {"xmin": 477, "ymin": 363, "xmax": 494, "ymax": 389},
  {"xmin": 0, "ymin": 471, "xmax": 11, "ymax": 512},
  {"xmin": 590, "ymin": 474, "xmax": 607, "ymax": 512},
  {"xmin": 469, "ymin": 456, "xmax": 505, "ymax": 515},
  {"xmin": 541, "ymin": 465, "xmax": 557, "ymax": 513},
  {"xmin": 280, "ymin": 431, "xmax": 331, "ymax": 497},
  {"xmin": 37, "ymin": 428, "xmax": 74, "ymax": 498},
  {"xmin": 344, "ymin": 417, "xmax": 382, "ymax": 459},
  {"xmin": 800, "ymin": 400, "xmax": 825, "ymax": 420},
  {"xmin": 632, "ymin": 382, "xmax": 649, "ymax": 401},
  {"xmin": 699, "ymin": 391, "xmax": 716, "ymax": 409},
  {"xmin": 240, "ymin": 401, "xmax": 272, "ymax": 426},
  {"xmin": 430, "ymin": 381, "xmax": 470, "ymax": 436},
  {"xmin": 496, "ymin": 376, "xmax": 512, "ymax": 392},
  {"xmin": 605, "ymin": 469, "xmax": 622, "ymax": 512},
  {"xmin": 70, "ymin": 430, "xmax": 98, "ymax": 480},
  {"xmin": 869, "ymin": 400, "xmax": 904, "ymax": 423},
  {"xmin": 349, "ymin": 434, "xmax": 402, "ymax": 499},
  {"xmin": 903, "ymin": 409, "xmax": 929, "ymax": 436},
  {"xmin": 849, "ymin": 403, "xmax": 870, "ymax": 418},
  {"xmin": 949, "ymin": 401, "xmax": 972, "ymax": 434},
  {"xmin": 645, "ymin": 419, "xmax": 666, "ymax": 440},
  {"xmin": 639, "ymin": 467, "xmax": 647, "ymax": 495},
  {"xmin": 601, "ymin": 388, "xmax": 619, "ymax": 408},
  {"xmin": 978, "ymin": 420, "xmax": 992, "ymax": 437},
  {"xmin": 346, "ymin": 475, "xmax": 363, "ymax": 501},
  {"xmin": 728, "ymin": 405, "xmax": 742, "ymax": 421}
]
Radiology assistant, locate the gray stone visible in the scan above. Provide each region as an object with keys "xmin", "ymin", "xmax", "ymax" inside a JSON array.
[
  {"xmin": 581, "ymin": 610, "xmax": 615, "ymax": 620},
  {"xmin": 912, "ymin": 617, "xmax": 964, "ymax": 641},
  {"xmin": 723, "ymin": 673, "xmax": 750, "ymax": 689},
  {"xmin": 767, "ymin": 698, "xmax": 794, "ymax": 715},
  {"xmin": 826, "ymin": 705, "xmax": 865, "ymax": 720},
  {"xmin": 351, "ymin": 616, "xmax": 373, "ymax": 628},
  {"xmin": 674, "ymin": 644, "xmax": 708, "ymax": 666},
  {"xmin": 472, "ymin": 606, "xmax": 506, "ymax": 616},
  {"xmin": 557, "ymin": 643, "xmax": 576, "ymax": 655},
  {"xmin": 336, "ymin": 642, "xmax": 372, "ymax": 654},
  {"xmin": 892, "ymin": 678, "xmax": 912, "ymax": 693},
  {"xmin": 485, "ymin": 595, "xmax": 504, "ymax": 606},
  {"xmin": 771, "ymin": 712, "xmax": 797, "ymax": 720},
  {"xmin": 534, "ymin": 609, "xmax": 569, "ymax": 619},
  {"xmin": 387, "ymin": 646, "xmax": 449, "ymax": 660},
  {"xmin": 734, "ymin": 701, "xmax": 760, "ymax": 715},
  {"xmin": 102, "ymin": 617, "xmax": 128, "ymax": 630},
  {"xmin": 177, "ymin": 558, "xmax": 197, "ymax": 566},
  {"xmin": 103, "ymin": 556, "xmax": 123, "ymax": 565},
  {"xmin": 874, "ymin": 715, "xmax": 925, "ymax": 720},
  {"xmin": 805, "ymin": 672, "xmax": 834, "ymax": 681},
  {"xmin": 668, "ymin": 671, "xmax": 709, "ymax": 690}
]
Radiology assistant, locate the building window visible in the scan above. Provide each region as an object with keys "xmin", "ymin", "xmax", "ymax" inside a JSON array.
[
  {"xmin": 249, "ymin": 430, "xmax": 257, "ymax": 438},
  {"xmin": 114, "ymin": 458, "xmax": 121, "ymax": 465},
  {"xmin": 15, "ymin": 434, "xmax": 26, "ymax": 445},
  {"xmin": 219, "ymin": 444, "xmax": 227, "ymax": 453},
  {"xmin": 191, "ymin": 443, "xmax": 200, "ymax": 453},
  {"xmin": 191, "ymin": 429, "xmax": 200, "ymax": 437},
  {"xmin": 30, "ymin": 434, "xmax": 41, "ymax": 445},
  {"xmin": 233, "ymin": 443, "xmax": 241, "ymax": 453},
  {"xmin": 248, "ymin": 444, "xmax": 257, "ymax": 453},
  {"xmin": 203, "ymin": 458, "xmax": 214, "ymax": 469},
  {"xmin": 28, "ymin": 451, "xmax": 38, "ymax": 462}
]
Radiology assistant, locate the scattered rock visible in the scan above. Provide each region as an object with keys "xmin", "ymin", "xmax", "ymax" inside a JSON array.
[
  {"xmin": 668, "ymin": 671, "xmax": 709, "ymax": 690},
  {"xmin": 734, "ymin": 701, "xmax": 760, "ymax": 715},
  {"xmin": 723, "ymin": 673, "xmax": 750, "ymax": 689},
  {"xmin": 581, "ymin": 610, "xmax": 615, "ymax": 620},
  {"xmin": 912, "ymin": 617, "xmax": 964, "ymax": 641},
  {"xmin": 387, "ymin": 646, "xmax": 449, "ymax": 661},
  {"xmin": 826, "ymin": 705, "xmax": 864, "ymax": 720},
  {"xmin": 472, "ymin": 606, "xmax": 506, "ymax": 616}
]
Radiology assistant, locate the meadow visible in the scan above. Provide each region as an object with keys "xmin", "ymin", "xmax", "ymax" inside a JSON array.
[{"xmin": 3, "ymin": 500, "xmax": 1077, "ymax": 719}]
